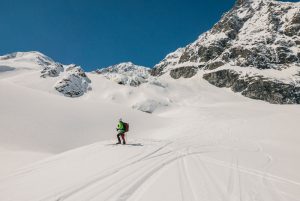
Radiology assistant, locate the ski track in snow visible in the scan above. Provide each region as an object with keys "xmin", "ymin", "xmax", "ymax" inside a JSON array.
[
  {"xmin": 53, "ymin": 141, "xmax": 174, "ymax": 201},
  {"xmin": 0, "ymin": 137, "xmax": 299, "ymax": 201}
]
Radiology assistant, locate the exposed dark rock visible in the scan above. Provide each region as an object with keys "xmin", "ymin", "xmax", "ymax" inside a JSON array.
[
  {"xmin": 55, "ymin": 65, "xmax": 91, "ymax": 97},
  {"xmin": 223, "ymin": 45, "xmax": 299, "ymax": 69},
  {"xmin": 206, "ymin": 61, "xmax": 225, "ymax": 70},
  {"xmin": 211, "ymin": 12, "xmax": 245, "ymax": 39},
  {"xmin": 285, "ymin": 24, "xmax": 300, "ymax": 37},
  {"xmin": 267, "ymin": 5, "xmax": 285, "ymax": 31},
  {"xmin": 291, "ymin": 12, "xmax": 300, "ymax": 24},
  {"xmin": 203, "ymin": 69, "xmax": 300, "ymax": 104},
  {"xmin": 203, "ymin": 69, "xmax": 240, "ymax": 88},
  {"xmin": 231, "ymin": 79, "xmax": 248, "ymax": 92},
  {"xmin": 235, "ymin": 0, "xmax": 253, "ymax": 7},
  {"xmin": 276, "ymin": 47, "xmax": 298, "ymax": 64},
  {"xmin": 41, "ymin": 64, "xmax": 64, "ymax": 78},
  {"xmin": 198, "ymin": 44, "xmax": 225, "ymax": 62},
  {"xmin": 285, "ymin": 12, "xmax": 300, "ymax": 36},
  {"xmin": 178, "ymin": 48, "xmax": 199, "ymax": 63},
  {"xmin": 242, "ymin": 80, "xmax": 300, "ymax": 104},
  {"xmin": 129, "ymin": 79, "xmax": 142, "ymax": 87},
  {"xmin": 169, "ymin": 67, "xmax": 198, "ymax": 79},
  {"xmin": 150, "ymin": 65, "xmax": 166, "ymax": 76}
]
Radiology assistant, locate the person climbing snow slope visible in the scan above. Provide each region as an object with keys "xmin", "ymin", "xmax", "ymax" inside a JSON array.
[{"xmin": 116, "ymin": 118, "xmax": 128, "ymax": 144}]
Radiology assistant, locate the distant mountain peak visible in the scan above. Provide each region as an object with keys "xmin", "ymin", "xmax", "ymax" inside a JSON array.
[
  {"xmin": 97, "ymin": 62, "xmax": 150, "ymax": 73},
  {"xmin": 0, "ymin": 51, "xmax": 61, "ymax": 73},
  {"xmin": 96, "ymin": 62, "xmax": 149, "ymax": 75},
  {"xmin": 0, "ymin": 51, "xmax": 53, "ymax": 63},
  {"xmin": 94, "ymin": 62, "xmax": 155, "ymax": 87}
]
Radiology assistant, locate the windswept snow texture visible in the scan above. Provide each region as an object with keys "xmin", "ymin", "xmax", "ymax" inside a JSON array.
[
  {"xmin": 95, "ymin": 62, "xmax": 154, "ymax": 87},
  {"xmin": 132, "ymin": 99, "xmax": 169, "ymax": 113}
]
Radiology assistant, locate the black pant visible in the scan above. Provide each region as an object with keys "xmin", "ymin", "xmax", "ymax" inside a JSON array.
[{"xmin": 117, "ymin": 133, "xmax": 126, "ymax": 144}]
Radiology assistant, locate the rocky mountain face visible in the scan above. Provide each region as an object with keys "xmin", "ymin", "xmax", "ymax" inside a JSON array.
[
  {"xmin": 203, "ymin": 69, "xmax": 300, "ymax": 103},
  {"xmin": 152, "ymin": 0, "xmax": 300, "ymax": 104},
  {"xmin": 95, "ymin": 62, "xmax": 160, "ymax": 87},
  {"xmin": 55, "ymin": 64, "xmax": 91, "ymax": 97},
  {"xmin": 40, "ymin": 64, "xmax": 64, "ymax": 78}
]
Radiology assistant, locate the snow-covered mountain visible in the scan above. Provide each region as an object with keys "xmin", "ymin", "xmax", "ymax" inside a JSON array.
[
  {"xmin": 0, "ymin": 51, "xmax": 61, "ymax": 72},
  {"xmin": 152, "ymin": 0, "xmax": 300, "ymax": 104},
  {"xmin": 0, "ymin": 51, "xmax": 91, "ymax": 97},
  {"xmin": 94, "ymin": 62, "xmax": 152, "ymax": 86}
]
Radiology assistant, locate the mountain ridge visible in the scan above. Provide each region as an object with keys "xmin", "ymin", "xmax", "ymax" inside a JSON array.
[
  {"xmin": 151, "ymin": 0, "xmax": 300, "ymax": 104},
  {"xmin": 94, "ymin": 62, "xmax": 152, "ymax": 86}
]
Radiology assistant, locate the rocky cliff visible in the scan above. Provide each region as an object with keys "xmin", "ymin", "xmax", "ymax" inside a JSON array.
[
  {"xmin": 55, "ymin": 65, "xmax": 91, "ymax": 97},
  {"xmin": 152, "ymin": 0, "xmax": 300, "ymax": 104}
]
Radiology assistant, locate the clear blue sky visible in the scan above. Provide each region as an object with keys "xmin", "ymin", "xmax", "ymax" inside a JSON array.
[{"xmin": 0, "ymin": 0, "xmax": 298, "ymax": 71}]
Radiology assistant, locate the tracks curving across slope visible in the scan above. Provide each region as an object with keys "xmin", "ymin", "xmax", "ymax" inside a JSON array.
[{"xmin": 0, "ymin": 138, "xmax": 299, "ymax": 201}]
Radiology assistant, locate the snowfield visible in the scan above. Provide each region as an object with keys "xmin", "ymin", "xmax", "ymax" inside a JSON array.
[{"xmin": 0, "ymin": 54, "xmax": 300, "ymax": 201}]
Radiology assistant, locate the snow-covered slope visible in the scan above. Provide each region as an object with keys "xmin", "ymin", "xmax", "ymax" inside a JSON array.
[
  {"xmin": 0, "ymin": 51, "xmax": 61, "ymax": 77},
  {"xmin": 152, "ymin": 0, "xmax": 300, "ymax": 104},
  {"xmin": 0, "ymin": 51, "xmax": 57, "ymax": 68},
  {"xmin": 0, "ymin": 70, "xmax": 300, "ymax": 201}
]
